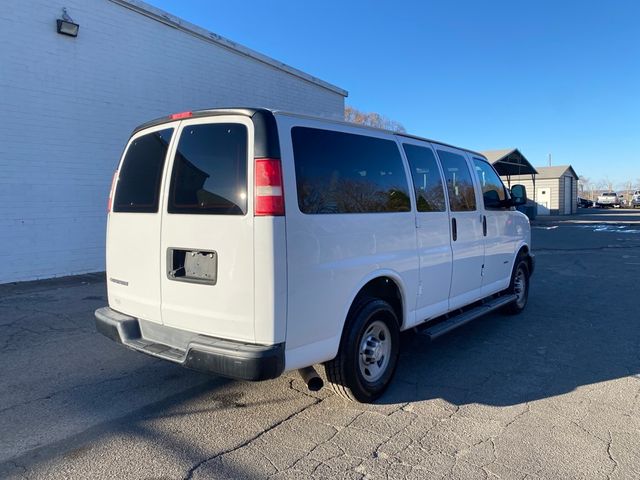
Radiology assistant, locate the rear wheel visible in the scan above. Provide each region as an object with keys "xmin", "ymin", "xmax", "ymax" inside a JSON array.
[
  {"xmin": 324, "ymin": 299, "xmax": 400, "ymax": 403},
  {"xmin": 502, "ymin": 257, "xmax": 530, "ymax": 315}
]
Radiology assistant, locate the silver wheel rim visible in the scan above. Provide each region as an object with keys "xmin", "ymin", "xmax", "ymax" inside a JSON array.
[
  {"xmin": 358, "ymin": 320, "xmax": 392, "ymax": 383},
  {"xmin": 514, "ymin": 267, "xmax": 527, "ymax": 308}
]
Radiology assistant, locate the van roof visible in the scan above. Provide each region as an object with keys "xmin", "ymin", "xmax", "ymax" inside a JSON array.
[{"xmin": 132, "ymin": 108, "xmax": 489, "ymax": 160}]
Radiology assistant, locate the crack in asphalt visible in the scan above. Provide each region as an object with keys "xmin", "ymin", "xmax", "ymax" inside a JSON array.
[
  {"xmin": 502, "ymin": 403, "xmax": 531, "ymax": 429},
  {"xmin": 285, "ymin": 411, "xmax": 365, "ymax": 478},
  {"xmin": 606, "ymin": 431, "xmax": 619, "ymax": 480},
  {"xmin": 0, "ymin": 372, "xmax": 143, "ymax": 416},
  {"xmin": 182, "ymin": 392, "xmax": 321, "ymax": 480}
]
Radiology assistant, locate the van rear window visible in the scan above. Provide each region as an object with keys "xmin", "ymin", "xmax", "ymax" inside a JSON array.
[
  {"xmin": 168, "ymin": 124, "xmax": 248, "ymax": 215},
  {"xmin": 113, "ymin": 128, "xmax": 173, "ymax": 213},
  {"xmin": 292, "ymin": 127, "xmax": 410, "ymax": 214}
]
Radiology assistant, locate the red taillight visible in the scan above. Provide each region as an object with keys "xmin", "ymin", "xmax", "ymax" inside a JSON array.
[
  {"xmin": 170, "ymin": 111, "xmax": 192, "ymax": 120},
  {"xmin": 255, "ymin": 158, "xmax": 284, "ymax": 216},
  {"xmin": 107, "ymin": 170, "xmax": 119, "ymax": 213}
]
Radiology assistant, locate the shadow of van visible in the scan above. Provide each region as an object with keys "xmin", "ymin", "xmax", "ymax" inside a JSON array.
[{"xmin": 377, "ymin": 232, "xmax": 640, "ymax": 406}]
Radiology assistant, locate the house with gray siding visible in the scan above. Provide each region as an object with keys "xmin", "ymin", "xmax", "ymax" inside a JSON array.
[
  {"xmin": 483, "ymin": 149, "xmax": 578, "ymax": 216},
  {"xmin": 509, "ymin": 166, "xmax": 579, "ymax": 216}
]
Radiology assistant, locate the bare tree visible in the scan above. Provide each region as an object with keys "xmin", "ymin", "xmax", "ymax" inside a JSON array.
[
  {"xmin": 345, "ymin": 106, "xmax": 406, "ymax": 133},
  {"xmin": 578, "ymin": 175, "xmax": 589, "ymax": 194},
  {"xmin": 578, "ymin": 175, "xmax": 591, "ymax": 200}
]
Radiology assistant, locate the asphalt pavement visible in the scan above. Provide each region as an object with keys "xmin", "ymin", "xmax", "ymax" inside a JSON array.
[{"xmin": 1, "ymin": 208, "xmax": 639, "ymax": 479}]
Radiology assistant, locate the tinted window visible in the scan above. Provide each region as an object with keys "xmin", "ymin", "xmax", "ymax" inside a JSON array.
[
  {"xmin": 168, "ymin": 124, "xmax": 248, "ymax": 215},
  {"xmin": 114, "ymin": 128, "xmax": 173, "ymax": 213},
  {"xmin": 402, "ymin": 144, "xmax": 446, "ymax": 212},
  {"xmin": 473, "ymin": 158, "xmax": 507, "ymax": 208},
  {"xmin": 292, "ymin": 127, "xmax": 410, "ymax": 214},
  {"xmin": 436, "ymin": 150, "xmax": 477, "ymax": 211}
]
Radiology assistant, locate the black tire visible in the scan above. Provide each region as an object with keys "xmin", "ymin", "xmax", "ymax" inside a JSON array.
[
  {"xmin": 324, "ymin": 298, "xmax": 400, "ymax": 403},
  {"xmin": 502, "ymin": 256, "xmax": 530, "ymax": 315}
]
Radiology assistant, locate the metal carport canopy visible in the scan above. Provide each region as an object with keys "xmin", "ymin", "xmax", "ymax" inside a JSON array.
[{"xmin": 481, "ymin": 148, "xmax": 538, "ymax": 177}]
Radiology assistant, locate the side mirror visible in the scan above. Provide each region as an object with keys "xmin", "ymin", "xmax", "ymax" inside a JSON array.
[{"xmin": 510, "ymin": 184, "xmax": 527, "ymax": 206}]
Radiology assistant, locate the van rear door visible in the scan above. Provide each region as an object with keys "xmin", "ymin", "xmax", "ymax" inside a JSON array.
[
  {"xmin": 159, "ymin": 116, "xmax": 256, "ymax": 342},
  {"xmin": 107, "ymin": 125, "xmax": 176, "ymax": 324}
]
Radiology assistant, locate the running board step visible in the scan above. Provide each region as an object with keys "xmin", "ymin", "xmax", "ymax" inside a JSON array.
[{"xmin": 420, "ymin": 294, "xmax": 517, "ymax": 340}]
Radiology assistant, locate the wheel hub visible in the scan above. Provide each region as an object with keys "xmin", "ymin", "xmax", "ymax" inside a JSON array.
[
  {"xmin": 513, "ymin": 267, "xmax": 527, "ymax": 307},
  {"xmin": 362, "ymin": 336, "xmax": 383, "ymax": 364},
  {"xmin": 358, "ymin": 320, "xmax": 392, "ymax": 382}
]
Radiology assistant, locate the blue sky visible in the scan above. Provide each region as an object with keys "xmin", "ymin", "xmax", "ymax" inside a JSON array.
[{"xmin": 148, "ymin": 0, "xmax": 639, "ymax": 188}]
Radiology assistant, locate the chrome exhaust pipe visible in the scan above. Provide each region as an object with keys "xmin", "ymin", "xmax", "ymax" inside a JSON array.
[{"xmin": 298, "ymin": 366, "xmax": 323, "ymax": 392}]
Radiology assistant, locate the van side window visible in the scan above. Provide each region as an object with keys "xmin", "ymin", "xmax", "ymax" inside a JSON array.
[
  {"xmin": 436, "ymin": 150, "xmax": 477, "ymax": 212},
  {"xmin": 402, "ymin": 144, "xmax": 446, "ymax": 212},
  {"xmin": 292, "ymin": 127, "xmax": 411, "ymax": 214},
  {"xmin": 473, "ymin": 158, "xmax": 507, "ymax": 209},
  {"xmin": 114, "ymin": 128, "xmax": 173, "ymax": 213},
  {"xmin": 168, "ymin": 124, "xmax": 248, "ymax": 215}
]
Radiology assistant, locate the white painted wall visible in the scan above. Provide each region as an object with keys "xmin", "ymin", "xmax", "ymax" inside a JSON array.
[{"xmin": 0, "ymin": 0, "xmax": 346, "ymax": 283}]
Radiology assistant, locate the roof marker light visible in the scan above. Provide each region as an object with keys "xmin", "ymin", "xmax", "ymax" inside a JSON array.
[{"xmin": 170, "ymin": 111, "xmax": 193, "ymax": 120}]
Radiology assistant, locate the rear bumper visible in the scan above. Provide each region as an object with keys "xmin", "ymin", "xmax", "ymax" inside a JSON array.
[{"xmin": 94, "ymin": 307, "xmax": 285, "ymax": 381}]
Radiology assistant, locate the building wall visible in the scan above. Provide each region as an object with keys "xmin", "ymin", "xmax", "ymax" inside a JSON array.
[
  {"xmin": 505, "ymin": 177, "xmax": 557, "ymax": 215},
  {"xmin": 556, "ymin": 175, "xmax": 578, "ymax": 215},
  {"xmin": 505, "ymin": 174, "xmax": 577, "ymax": 215},
  {"xmin": 0, "ymin": 0, "xmax": 345, "ymax": 283}
]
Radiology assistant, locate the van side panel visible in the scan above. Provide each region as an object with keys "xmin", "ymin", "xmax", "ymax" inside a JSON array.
[
  {"xmin": 276, "ymin": 115, "xmax": 419, "ymax": 369},
  {"xmin": 253, "ymin": 216, "xmax": 287, "ymax": 344}
]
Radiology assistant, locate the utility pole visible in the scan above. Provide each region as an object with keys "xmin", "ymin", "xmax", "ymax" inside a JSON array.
[{"xmin": 548, "ymin": 153, "xmax": 552, "ymax": 167}]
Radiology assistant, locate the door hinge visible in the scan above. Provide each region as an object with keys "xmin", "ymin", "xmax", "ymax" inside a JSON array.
[
  {"xmin": 481, "ymin": 264, "xmax": 485, "ymax": 277},
  {"xmin": 417, "ymin": 281, "xmax": 423, "ymax": 296}
]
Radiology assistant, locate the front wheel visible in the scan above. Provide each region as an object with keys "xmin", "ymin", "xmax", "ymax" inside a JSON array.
[
  {"xmin": 502, "ymin": 257, "xmax": 530, "ymax": 315},
  {"xmin": 324, "ymin": 299, "xmax": 400, "ymax": 403}
]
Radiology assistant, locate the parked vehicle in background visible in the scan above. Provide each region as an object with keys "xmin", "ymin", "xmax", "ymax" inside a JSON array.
[
  {"xmin": 618, "ymin": 195, "xmax": 626, "ymax": 208},
  {"xmin": 577, "ymin": 197, "xmax": 593, "ymax": 208},
  {"xmin": 95, "ymin": 108, "xmax": 534, "ymax": 403},
  {"xmin": 596, "ymin": 192, "xmax": 620, "ymax": 208},
  {"xmin": 632, "ymin": 191, "xmax": 640, "ymax": 208}
]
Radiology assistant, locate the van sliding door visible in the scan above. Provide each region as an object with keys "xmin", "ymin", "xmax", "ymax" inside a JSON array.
[
  {"xmin": 471, "ymin": 157, "xmax": 516, "ymax": 295},
  {"xmin": 400, "ymin": 140, "xmax": 452, "ymax": 321},
  {"xmin": 435, "ymin": 146, "xmax": 485, "ymax": 309}
]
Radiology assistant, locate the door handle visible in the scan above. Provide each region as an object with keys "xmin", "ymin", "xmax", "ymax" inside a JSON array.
[
  {"xmin": 482, "ymin": 215, "xmax": 487, "ymax": 237},
  {"xmin": 452, "ymin": 217, "xmax": 457, "ymax": 241}
]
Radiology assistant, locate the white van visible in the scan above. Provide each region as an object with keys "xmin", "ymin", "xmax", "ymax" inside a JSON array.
[{"xmin": 95, "ymin": 108, "xmax": 534, "ymax": 402}]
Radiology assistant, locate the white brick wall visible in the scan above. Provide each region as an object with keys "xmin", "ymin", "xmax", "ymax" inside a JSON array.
[{"xmin": 0, "ymin": 0, "xmax": 346, "ymax": 283}]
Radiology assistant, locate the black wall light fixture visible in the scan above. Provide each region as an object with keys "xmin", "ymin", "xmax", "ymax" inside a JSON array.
[{"xmin": 56, "ymin": 8, "xmax": 79, "ymax": 37}]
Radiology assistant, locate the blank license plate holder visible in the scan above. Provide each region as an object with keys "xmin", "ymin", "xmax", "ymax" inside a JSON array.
[{"xmin": 167, "ymin": 248, "xmax": 218, "ymax": 285}]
